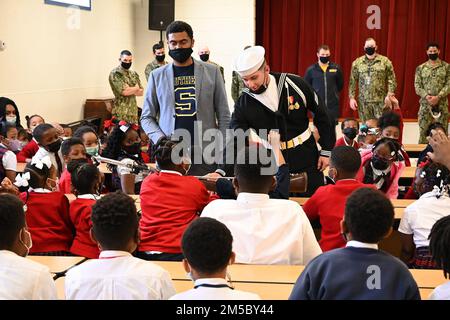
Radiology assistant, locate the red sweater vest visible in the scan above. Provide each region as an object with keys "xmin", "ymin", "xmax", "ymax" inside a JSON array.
[
  {"xmin": 20, "ymin": 191, "xmax": 73, "ymax": 253},
  {"xmin": 138, "ymin": 172, "xmax": 218, "ymax": 253},
  {"xmin": 69, "ymin": 198, "xmax": 100, "ymax": 259}
]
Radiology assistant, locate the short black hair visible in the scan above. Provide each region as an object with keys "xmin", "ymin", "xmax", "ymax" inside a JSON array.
[
  {"xmin": 67, "ymin": 161, "xmax": 100, "ymax": 195},
  {"xmin": 341, "ymin": 118, "xmax": 359, "ymax": 130},
  {"xmin": 331, "ymin": 146, "xmax": 362, "ymax": 175},
  {"xmin": 61, "ymin": 137, "xmax": 84, "ymax": 157},
  {"xmin": 17, "ymin": 128, "xmax": 30, "ymax": 141},
  {"xmin": 166, "ymin": 21, "xmax": 194, "ymax": 39},
  {"xmin": 234, "ymin": 146, "xmax": 275, "ymax": 192},
  {"xmin": 429, "ymin": 215, "xmax": 450, "ymax": 278},
  {"xmin": 120, "ymin": 50, "xmax": 132, "ymax": 56},
  {"xmin": 0, "ymin": 194, "xmax": 25, "ymax": 249},
  {"xmin": 33, "ymin": 123, "xmax": 55, "ymax": 144},
  {"xmin": 378, "ymin": 112, "xmax": 401, "ymax": 130},
  {"xmin": 153, "ymin": 42, "xmax": 164, "ymax": 53},
  {"xmin": 427, "ymin": 42, "xmax": 440, "ymax": 50},
  {"xmin": 25, "ymin": 114, "xmax": 45, "ymax": 129},
  {"xmin": 73, "ymin": 125, "xmax": 98, "ymax": 140},
  {"xmin": 182, "ymin": 217, "xmax": 233, "ymax": 274},
  {"xmin": 5, "ymin": 123, "xmax": 17, "ymax": 134},
  {"xmin": 426, "ymin": 122, "xmax": 446, "ymax": 137},
  {"xmin": 345, "ymin": 188, "xmax": 394, "ymax": 243},
  {"xmin": 91, "ymin": 191, "xmax": 138, "ymax": 250}
]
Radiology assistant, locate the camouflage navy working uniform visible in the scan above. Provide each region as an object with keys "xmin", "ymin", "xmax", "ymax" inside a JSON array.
[
  {"xmin": 231, "ymin": 71, "xmax": 246, "ymax": 103},
  {"xmin": 109, "ymin": 66, "xmax": 143, "ymax": 124},
  {"xmin": 145, "ymin": 59, "xmax": 168, "ymax": 82},
  {"xmin": 415, "ymin": 59, "xmax": 450, "ymax": 143},
  {"xmin": 349, "ymin": 54, "xmax": 397, "ymax": 122}
]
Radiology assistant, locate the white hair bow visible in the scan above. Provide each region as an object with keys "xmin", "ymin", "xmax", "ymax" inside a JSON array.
[
  {"xmin": 31, "ymin": 156, "xmax": 52, "ymax": 170},
  {"xmin": 14, "ymin": 172, "xmax": 31, "ymax": 188}
]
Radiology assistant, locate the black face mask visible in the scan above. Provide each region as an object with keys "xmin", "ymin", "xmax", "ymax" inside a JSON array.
[
  {"xmin": 343, "ymin": 127, "xmax": 357, "ymax": 140},
  {"xmin": 121, "ymin": 62, "xmax": 132, "ymax": 70},
  {"xmin": 155, "ymin": 54, "xmax": 165, "ymax": 63},
  {"xmin": 372, "ymin": 155, "xmax": 390, "ymax": 171},
  {"xmin": 249, "ymin": 74, "xmax": 269, "ymax": 95},
  {"xmin": 169, "ymin": 48, "xmax": 193, "ymax": 63},
  {"xmin": 123, "ymin": 142, "xmax": 141, "ymax": 155},
  {"xmin": 319, "ymin": 56, "xmax": 330, "ymax": 64},
  {"xmin": 199, "ymin": 54, "xmax": 210, "ymax": 62},
  {"xmin": 428, "ymin": 53, "xmax": 439, "ymax": 61},
  {"xmin": 45, "ymin": 138, "xmax": 62, "ymax": 153},
  {"xmin": 365, "ymin": 47, "xmax": 376, "ymax": 56}
]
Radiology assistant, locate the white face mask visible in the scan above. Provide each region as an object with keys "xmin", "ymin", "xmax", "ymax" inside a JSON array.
[
  {"xmin": 6, "ymin": 116, "xmax": 16, "ymax": 124},
  {"xmin": 19, "ymin": 229, "xmax": 33, "ymax": 256}
]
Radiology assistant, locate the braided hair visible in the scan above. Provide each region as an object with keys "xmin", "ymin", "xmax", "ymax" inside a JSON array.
[
  {"xmin": 429, "ymin": 215, "xmax": 450, "ymax": 279},
  {"xmin": 67, "ymin": 160, "xmax": 100, "ymax": 196},
  {"xmin": 102, "ymin": 124, "xmax": 143, "ymax": 173},
  {"xmin": 362, "ymin": 138, "xmax": 402, "ymax": 190},
  {"xmin": 418, "ymin": 161, "xmax": 450, "ymax": 198},
  {"xmin": 153, "ymin": 138, "xmax": 181, "ymax": 171}
]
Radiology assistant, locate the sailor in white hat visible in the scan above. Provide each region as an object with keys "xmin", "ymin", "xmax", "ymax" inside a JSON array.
[{"xmin": 230, "ymin": 46, "xmax": 335, "ymax": 196}]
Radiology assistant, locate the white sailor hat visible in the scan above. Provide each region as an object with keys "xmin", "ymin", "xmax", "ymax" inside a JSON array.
[{"xmin": 233, "ymin": 46, "xmax": 266, "ymax": 77}]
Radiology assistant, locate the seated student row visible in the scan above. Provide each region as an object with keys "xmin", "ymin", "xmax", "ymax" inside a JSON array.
[{"xmin": 2, "ymin": 183, "xmax": 450, "ymax": 300}]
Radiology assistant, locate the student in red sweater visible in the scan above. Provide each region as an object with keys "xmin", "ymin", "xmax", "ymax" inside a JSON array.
[
  {"xmin": 59, "ymin": 138, "xmax": 88, "ymax": 194},
  {"xmin": 67, "ymin": 161, "xmax": 102, "ymax": 258},
  {"xmin": 15, "ymin": 156, "xmax": 74, "ymax": 255},
  {"xmin": 137, "ymin": 138, "xmax": 218, "ymax": 261},
  {"xmin": 335, "ymin": 118, "xmax": 359, "ymax": 149},
  {"xmin": 17, "ymin": 115, "xmax": 45, "ymax": 163},
  {"xmin": 304, "ymin": 146, "xmax": 373, "ymax": 252}
]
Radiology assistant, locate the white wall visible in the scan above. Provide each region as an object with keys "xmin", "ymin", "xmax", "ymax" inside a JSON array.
[
  {"xmin": 0, "ymin": 0, "xmax": 137, "ymax": 125},
  {"xmin": 132, "ymin": 0, "xmax": 256, "ymax": 109}
]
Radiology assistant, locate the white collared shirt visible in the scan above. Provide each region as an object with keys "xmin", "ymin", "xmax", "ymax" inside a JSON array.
[
  {"xmin": 159, "ymin": 170, "xmax": 183, "ymax": 176},
  {"xmin": 0, "ymin": 250, "xmax": 57, "ymax": 300},
  {"xmin": 170, "ymin": 278, "xmax": 261, "ymax": 300},
  {"xmin": 29, "ymin": 188, "xmax": 51, "ymax": 193},
  {"xmin": 0, "ymin": 142, "xmax": 17, "ymax": 171},
  {"xmin": 346, "ymin": 240, "xmax": 379, "ymax": 250},
  {"xmin": 201, "ymin": 193, "xmax": 322, "ymax": 265},
  {"xmin": 248, "ymin": 75, "xmax": 279, "ymax": 112},
  {"xmin": 399, "ymin": 191, "xmax": 450, "ymax": 248},
  {"xmin": 429, "ymin": 281, "xmax": 450, "ymax": 300},
  {"xmin": 77, "ymin": 194, "xmax": 101, "ymax": 200},
  {"xmin": 65, "ymin": 250, "xmax": 176, "ymax": 300}
]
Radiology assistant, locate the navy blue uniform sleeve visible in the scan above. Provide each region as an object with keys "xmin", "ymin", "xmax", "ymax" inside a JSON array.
[
  {"xmin": 304, "ymin": 66, "xmax": 313, "ymax": 86},
  {"xmin": 289, "ymin": 266, "xmax": 313, "ymax": 300},
  {"xmin": 269, "ymin": 164, "xmax": 290, "ymax": 199}
]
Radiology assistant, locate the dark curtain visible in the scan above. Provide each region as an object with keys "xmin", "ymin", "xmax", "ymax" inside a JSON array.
[{"xmin": 256, "ymin": 0, "xmax": 450, "ymax": 119}]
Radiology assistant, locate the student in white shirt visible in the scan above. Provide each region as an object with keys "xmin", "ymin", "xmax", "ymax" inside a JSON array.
[
  {"xmin": 202, "ymin": 145, "xmax": 322, "ymax": 265},
  {"xmin": 399, "ymin": 161, "xmax": 450, "ymax": 269},
  {"xmin": 170, "ymin": 217, "xmax": 261, "ymax": 300},
  {"xmin": 65, "ymin": 191, "xmax": 176, "ymax": 300},
  {"xmin": 0, "ymin": 193, "xmax": 57, "ymax": 300},
  {"xmin": 428, "ymin": 215, "xmax": 450, "ymax": 300},
  {"xmin": 0, "ymin": 122, "xmax": 17, "ymax": 182}
]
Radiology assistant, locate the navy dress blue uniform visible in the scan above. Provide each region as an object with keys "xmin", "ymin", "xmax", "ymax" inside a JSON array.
[{"xmin": 231, "ymin": 72, "xmax": 334, "ymax": 196}]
